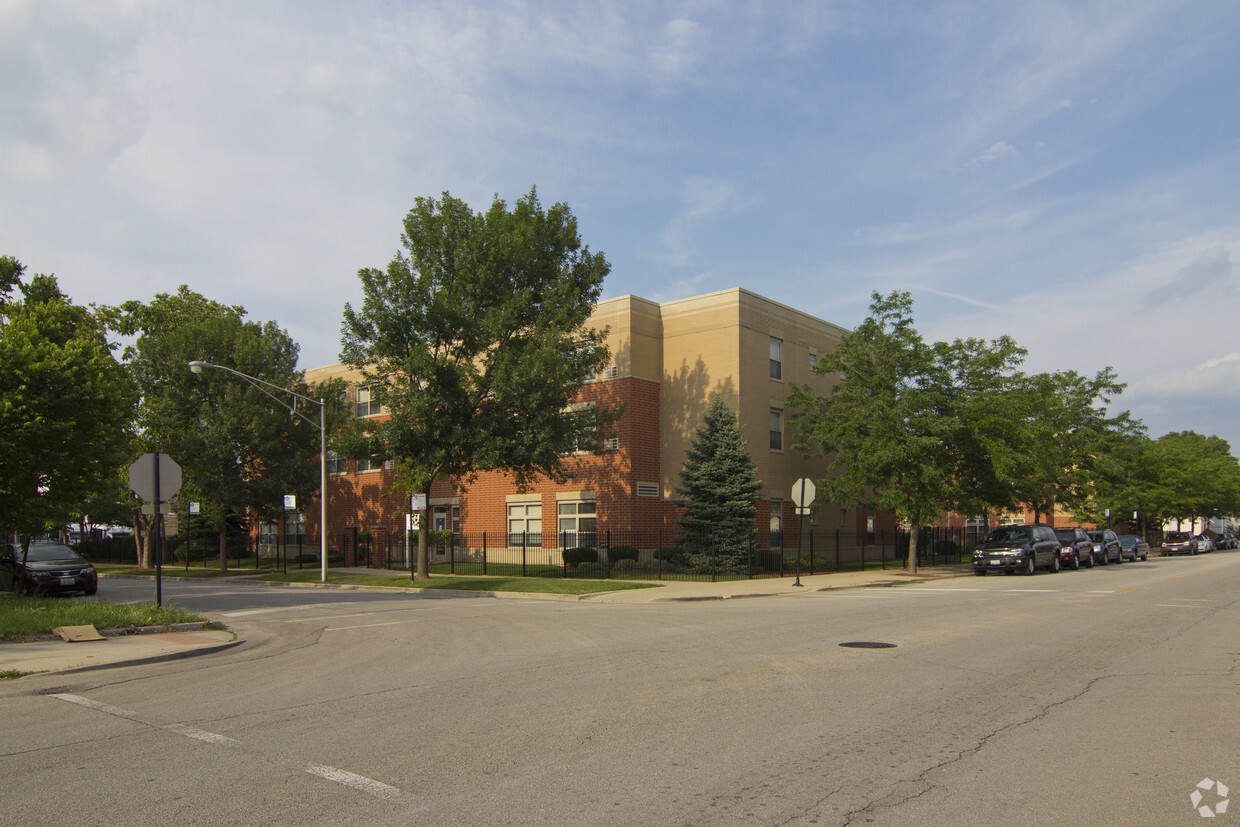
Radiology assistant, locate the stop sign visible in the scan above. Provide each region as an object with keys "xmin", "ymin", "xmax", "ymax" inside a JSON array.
[
  {"xmin": 128, "ymin": 453, "xmax": 182, "ymax": 503},
  {"xmin": 790, "ymin": 477, "xmax": 816, "ymax": 514}
]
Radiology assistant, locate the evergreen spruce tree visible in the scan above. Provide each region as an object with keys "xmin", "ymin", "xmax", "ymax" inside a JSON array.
[{"xmin": 675, "ymin": 393, "xmax": 762, "ymax": 573}]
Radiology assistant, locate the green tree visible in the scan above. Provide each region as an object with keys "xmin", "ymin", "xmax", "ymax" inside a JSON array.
[
  {"xmin": 1144, "ymin": 432, "xmax": 1240, "ymax": 529},
  {"xmin": 107, "ymin": 287, "xmax": 346, "ymax": 569},
  {"xmin": 0, "ymin": 258, "xmax": 138, "ymax": 550},
  {"xmin": 1007, "ymin": 368, "xmax": 1137, "ymax": 522},
  {"xmin": 674, "ymin": 393, "xmax": 762, "ymax": 574},
  {"xmin": 788, "ymin": 291, "xmax": 957, "ymax": 572},
  {"xmin": 340, "ymin": 188, "xmax": 613, "ymax": 579},
  {"xmin": 788, "ymin": 291, "xmax": 1042, "ymax": 572}
]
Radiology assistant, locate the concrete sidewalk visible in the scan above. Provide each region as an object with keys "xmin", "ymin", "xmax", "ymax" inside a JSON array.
[{"xmin": 0, "ymin": 627, "xmax": 239, "ymax": 677}]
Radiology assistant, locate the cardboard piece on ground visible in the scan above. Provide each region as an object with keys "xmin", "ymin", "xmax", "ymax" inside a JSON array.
[{"xmin": 52, "ymin": 625, "xmax": 105, "ymax": 642}]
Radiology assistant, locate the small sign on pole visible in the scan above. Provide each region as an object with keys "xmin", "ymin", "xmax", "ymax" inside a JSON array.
[
  {"xmin": 284, "ymin": 494, "xmax": 297, "ymax": 510},
  {"xmin": 410, "ymin": 493, "xmax": 427, "ymax": 512}
]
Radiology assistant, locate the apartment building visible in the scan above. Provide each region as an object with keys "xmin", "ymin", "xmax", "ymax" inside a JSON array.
[{"xmin": 301, "ymin": 288, "xmax": 855, "ymax": 563}]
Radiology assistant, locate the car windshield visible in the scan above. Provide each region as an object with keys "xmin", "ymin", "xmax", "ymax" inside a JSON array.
[
  {"xmin": 1165, "ymin": 532, "xmax": 1191, "ymax": 542},
  {"xmin": 1117, "ymin": 536, "xmax": 1136, "ymax": 546},
  {"xmin": 20, "ymin": 544, "xmax": 86, "ymax": 563},
  {"xmin": 986, "ymin": 526, "xmax": 1031, "ymax": 543},
  {"xmin": 1054, "ymin": 529, "xmax": 1077, "ymax": 541}
]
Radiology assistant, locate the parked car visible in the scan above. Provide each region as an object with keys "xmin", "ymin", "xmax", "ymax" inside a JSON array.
[
  {"xmin": 1217, "ymin": 532, "xmax": 1238, "ymax": 550},
  {"xmin": 1162, "ymin": 531, "xmax": 1198, "ymax": 555},
  {"xmin": 1054, "ymin": 526, "xmax": 1094, "ymax": 569},
  {"xmin": 1, "ymin": 543, "xmax": 98, "ymax": 596},
  {"xmin": 1194, "ymin": 534, "xmax": 1216, "ymax": 554},
  {"xmin": 1088, "ymin": 529, "xmax": 1123, "ymax": 565},
  {"xmin": 973, "ymin": 524, "xmax": 1062, "ymax": 575},
  {"xmin": 1116, "ymin": 535, "xmax": 1150, "ymax": 562}
]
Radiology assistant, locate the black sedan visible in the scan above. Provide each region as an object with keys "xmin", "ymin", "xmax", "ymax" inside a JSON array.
[
  {"xmin": 1, "ymin": 543, "xmax": 98, "ymax": 596},
  {"xmin": 1116, "ymin": 535, "xmax": 1150, "ymax": 562}
]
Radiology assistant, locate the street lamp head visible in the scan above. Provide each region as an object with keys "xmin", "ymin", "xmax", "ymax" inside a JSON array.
[{"xmin": 188, "ymin": 361, "xmax": 205, "ymax": 374}]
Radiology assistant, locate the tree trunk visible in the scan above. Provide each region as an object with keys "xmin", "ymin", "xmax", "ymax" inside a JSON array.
[{"xmin": 907, "ymin": 517, "xmax": 920, "ymax": 575}]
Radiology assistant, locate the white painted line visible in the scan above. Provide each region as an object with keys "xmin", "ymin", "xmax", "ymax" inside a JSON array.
[
  {"xmin": 324, "ymin": 621, "xmax": 418, "ymax": 632},
  {"xmin": 1003, "ymin": 589, "xmax": 1060, "ymax": 594},
  {"xmin": 51, "ymin": 694, "xmax": 402, "ymax": 800},
  {"xmin": 304, "ymin": 763, "xmax": 402, "ymax": 800},
  {"xmin": 221, "ymin": 602, "xmax": 357, "ymax": 617},
  {"xmin": 166, "ymin": 723, "xmax": 244, "ymax": 747}
]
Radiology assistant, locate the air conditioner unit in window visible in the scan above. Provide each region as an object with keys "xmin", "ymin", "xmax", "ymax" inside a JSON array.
[
  {"xmin": 603, "ymin": 437, "xmax": 619, "ymax": 451},
  {"xmin": 603, "ymin": 366, "xmax": 619, "ymax": 379}
]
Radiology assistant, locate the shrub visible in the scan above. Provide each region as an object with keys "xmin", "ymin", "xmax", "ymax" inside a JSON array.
[
  {"xmin": 562, "ymin": 547, "xmax": 598, "ymax": 567},
  {"xmin": 611, "ymin": 558, "xmax": 639, "ymax": 571},
  {"xmin": 576, "ymin": 561, "xmax": 603, "ymax": 573},
  {"xmin": 933, "ymin": 539, "xmax": 960, "ymax": 556},
  {"xmin": 607, "ymin": 545, "xmax": 639, "ymax": 563}
]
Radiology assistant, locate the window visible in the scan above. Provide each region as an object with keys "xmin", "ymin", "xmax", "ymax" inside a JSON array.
[
  {"xmin": 355, "ymin": 385, "xmax": 381, "ymax": 418},
  {"xmin": 325, "ymin": 450, "xmax": 347, "ymax": 475},
  {"xmin": 769, "ymin": 338, "xmax": 782, "ymax": 380},
  {"xmin": 284, "ymin": 512, "xmax": 305, "ymax": 546},
  {"xmin": 356, "ymin": 453, "xmax": 382, "ymax": 473},
  {"xmin": 809, "ymin": 353, "xmax": 817, "ymax": 370},
  {"xmin": 769, "ymin": 502, "xmax": 783, "ymax": 550},
  {"xmin": 507, "ymin": 502, "xmax": 542, "ymax": 546},
  {"xmin": 557, "ymin": 501, "xmax": 597, "ymax": 547},
  {"xmin": 999, "ymin": 512, "xmax": 1026, "ymax": 526},
  {"xmin": 431, "ymin": 504, "xmax": 460, "ymax": 557},
  {"xmin": 769, "ymin": 408, "xmax": 783, "ymax": 451}
]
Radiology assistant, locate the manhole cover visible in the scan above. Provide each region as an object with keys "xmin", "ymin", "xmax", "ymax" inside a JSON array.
[{"xmin": 839, "ymin": 641, "xmax": 896, "ymax": 649}]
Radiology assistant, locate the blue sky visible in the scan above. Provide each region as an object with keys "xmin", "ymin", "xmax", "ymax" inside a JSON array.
[{"xmin": 3, "ymin": 1, "xmax": 1238, "ymax": 452}]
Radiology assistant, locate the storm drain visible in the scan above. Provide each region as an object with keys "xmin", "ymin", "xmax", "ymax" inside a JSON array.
[{"xmin": 839, "ymin": 641, "xmax": 897, "ymax": 649}]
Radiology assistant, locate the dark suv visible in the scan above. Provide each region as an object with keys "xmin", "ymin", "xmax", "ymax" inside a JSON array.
[
  {"xmin": 973, "ymin": 524, "xmax": 1062, "ymax": 575},
  {"xmin": 1087, "ymin": 529, "xmax": 1122, "ymax": 565},
  {"xmin": 1054, "ymin": 526, "xmax": 1094, "ymax": 569}
]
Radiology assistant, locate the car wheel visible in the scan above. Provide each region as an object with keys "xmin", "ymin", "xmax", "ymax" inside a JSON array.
[
  {"xmin": 84, "ymin": 585, "xmax": 98, "ymax": 596},
  {"xmin": 1115, "ymin": 550, "xmax": 1122, "ymax": 564},
  {"xmin": 1192, "ymin": 546, "xmax": 1199, "ymax": 555},
  {"xmin": 1071, "ymin": 552, "xmax": 1080, "ymax": 570},
  {"xmin": 1099, "ymin": 552, "xmax": 1108, "ymax": 566},
  {"xmin": 1025, "ymin": 554, "xmax": 1037, "ymax": 575},
  {"xmin": 1050, "ymin": 553, "xmax": 1060, "ymax": 573},
  {"xmin": 1085, "ymin": 551, "xmax": 1095, "ymax": 568}
]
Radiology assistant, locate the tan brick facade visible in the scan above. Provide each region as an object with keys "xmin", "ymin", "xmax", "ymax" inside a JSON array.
[{"xmin": 300, "ymin": 288, "xmax": 854, "ymax": 560}]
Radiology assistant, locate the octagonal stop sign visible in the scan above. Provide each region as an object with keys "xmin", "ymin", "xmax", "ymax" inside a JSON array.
[
  {"xmin": 790, "ymin": 477, "xmax": 816, "ymax": 515},
  {"xmin": 128, "ymin": 452, "xmax": 182, "ymax": 504}
]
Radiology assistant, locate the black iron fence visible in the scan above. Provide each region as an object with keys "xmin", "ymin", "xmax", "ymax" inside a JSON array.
[{"xmin": 375, "ymin": 525, "xmax": 987, "ymax": 582}]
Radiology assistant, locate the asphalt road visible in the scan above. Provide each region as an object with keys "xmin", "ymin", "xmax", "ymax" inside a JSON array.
[{"xmin": 2, "ymin": 553, "xmax": 1237, "ymax": 825}]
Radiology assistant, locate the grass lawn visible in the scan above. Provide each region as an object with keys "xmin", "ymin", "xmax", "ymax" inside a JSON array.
[
  {"xmin": 0, "ymin": 594, "xmax": 215, "ymax": 642},
  {"xmin": 95, "ymin": 565, "xmax": 247, "ymax": 578},
  {"xmin": 251, "ymin": 570, "xmax": 661, "ymax": 595}
]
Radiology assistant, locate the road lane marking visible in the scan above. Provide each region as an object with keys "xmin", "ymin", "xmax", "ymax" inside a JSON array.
[
  {"xmin": 221, "ymin": 602, "xmax": 358, "ymax": 617},
  {"xmin": 324, "ymin": 621, "xmax": 419, "ymax": 631},
  {"xmin": 50, "ymin": 694, "xmax": 402, "ymax": 800}
]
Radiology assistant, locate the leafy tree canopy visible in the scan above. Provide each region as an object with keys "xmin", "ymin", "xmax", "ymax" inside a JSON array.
[
  {"xmin": 0, "ymin": 257, "xmax": 138, "ymax": 546},
  {"xmin": 340, "ymin": 187, "xmax": 613, "ymax": 578},
  {"xmin": 105, "ymin": 287, "xmax": 347, "ymax": 567}
]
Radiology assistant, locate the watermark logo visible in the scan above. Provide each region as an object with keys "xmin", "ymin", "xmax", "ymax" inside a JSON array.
[{"xmin": 1191, "ymin": 778, "xmax": 1229, "ymax": 818}]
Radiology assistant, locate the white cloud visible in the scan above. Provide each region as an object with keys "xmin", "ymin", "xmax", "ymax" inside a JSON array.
[
  {"xmin": 965, "ymin": 141, "xmax": 1018, "ymax": 170},
  {"xmin": 659, "ymin": 176, "xmax": 740, "ymax": 266},
  {"xmin": 1143, "ymin": 245, "xmax": 1234, "ymax": 308},
  {"xmin": 1129, "ymin": 352, "xmax": 1240, "ymax": 397}
]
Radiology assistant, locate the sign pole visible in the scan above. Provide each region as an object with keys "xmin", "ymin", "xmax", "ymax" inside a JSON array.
[{"xmin": 154, "ymin": 452, "xmax": 162, "ymax": 607}]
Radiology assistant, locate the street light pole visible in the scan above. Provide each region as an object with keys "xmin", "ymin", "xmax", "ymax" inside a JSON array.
[{"xmin": 188, "ymin": 360, "xmax": 328, "ymax": 583}]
